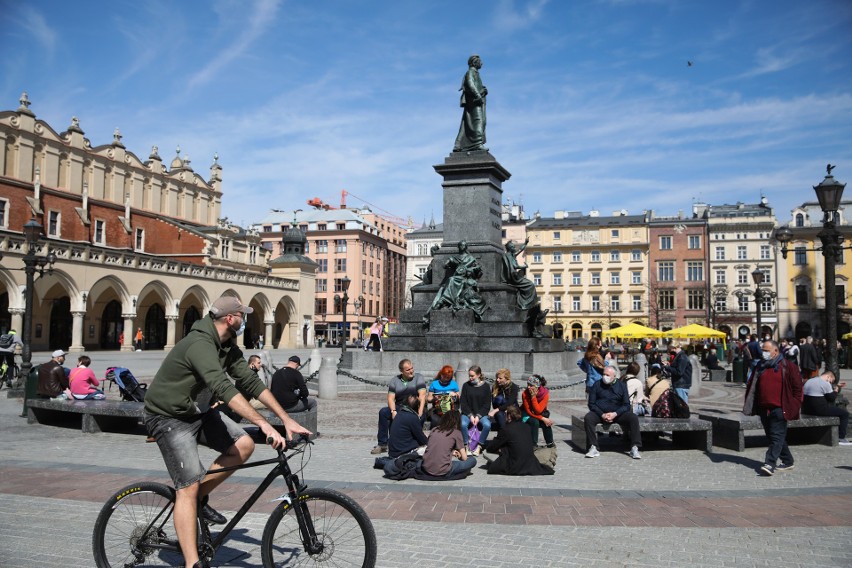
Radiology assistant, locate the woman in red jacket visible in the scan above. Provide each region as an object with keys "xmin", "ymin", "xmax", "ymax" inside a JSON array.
[{"xmin": 521, "ymin": 374, "xmax": 555, "ymax": 448}]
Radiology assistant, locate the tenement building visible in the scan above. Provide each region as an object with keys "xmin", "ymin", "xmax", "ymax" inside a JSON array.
[
  {"xmin": 526, "ymin": 210, "xmax": 650, "ymax": 341},
  {"xmin": 0, "ymin": 93, "xmax": 314, "ymax": 352}
]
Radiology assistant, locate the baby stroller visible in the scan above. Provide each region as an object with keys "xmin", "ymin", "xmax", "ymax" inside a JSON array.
[{"xmin": 105, "ymin": 367, "xmax": 148, "ymax": 402}]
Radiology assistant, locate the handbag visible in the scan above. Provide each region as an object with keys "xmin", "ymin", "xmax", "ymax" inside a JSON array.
[
  {"xmin": 669, "ymin": 389, "xmax": 690, "ymax": 418},
  {"xmin": 467, "ymin": 422, "xmax": 481, "ymax": 451}
]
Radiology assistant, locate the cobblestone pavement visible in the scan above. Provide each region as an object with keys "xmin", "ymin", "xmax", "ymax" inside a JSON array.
[{"xmin": 1, "ymin": 357, "xmax": 851, "ymax": 567}]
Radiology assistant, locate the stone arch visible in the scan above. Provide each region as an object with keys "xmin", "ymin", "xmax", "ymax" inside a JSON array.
[
  {"xmin": 271, "ymin": 295, "xmax": 297, "ymax": 349},
  {"xmin": 795, "ymin": 321, "xmax": 812, "ymax": 340},
  {"xmin": 0, "ymin": 268, "xmax": 22, "ymax": 309},
  {"xmin": 33, "ymin": 269, "xmax": 79, "ymax": 352},
  {"xmin": 177, "ymin": 285, "xmax": 210, "ymax": 341},
  {"xmin": 86, "ymin": 275, "xmax": 132, "ymax": 350},
  {"xmin": 570, "ymin": 321, "xmax": 583, "ymax": 340},
  {"xmin": 137, "ymin": 280, "xmax": 173, "ymax": 351},
  {"xmin": 246, "ymin": 292, "xmax": 272, "ymax": 350}
]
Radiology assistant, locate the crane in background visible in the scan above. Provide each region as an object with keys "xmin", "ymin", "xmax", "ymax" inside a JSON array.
[{"xmin": 308, "ymin": 190, "xmax": 413, "ymax": 228}]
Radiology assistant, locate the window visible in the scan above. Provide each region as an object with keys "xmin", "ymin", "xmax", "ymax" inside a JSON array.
[
  {"xmin": 316, "ymin": 240, "xmax": 328, "ymax": 253},
  {"xmin": 336, "ymin": 223, "xmax": 345, "ymax": 230},
  {"xmin": 532, "ymin": 252, "xmax": 542, "ymax": 263},
  {"xmin": 756, "ymin": 268, "xmax": 770, "ymax": 285},
  {"xmin": 761, "ymin": 295, "xmax": 774, "ymax": 311},
  {"xmin": 591, "ymin": 296, "xmax": 601, "ymax": 311},
  {"xmin": 553, "ymin": 231, "xmax": 561, "ymax": 240},
  {"xmin": 362, "ymin": 259, "xmax": 367, "ymax": 272},
  {"xmin": 688, "ymin": 235, "xmax": 701, "ymax": 249},
  {"xmin": 737, "ymin": 269, "xmax": 748, "ymax": 284},
  {"xmin": 610, "ymin": 250, "xmax": 620, "ymax": 262},
  {"xmin": 333, "ymin": 278, "xmax": 346, "ymax": 292},
  {"xmin": 0, "ymin": 198, "xmax": 6, "ymax": 228},
  {"xmin": 760, "ymin": 244, "xmax": 770, "ymax": 260},
  {"xmin": 221, "ymin": 239, "xmax": 230, "ymax": 259},
  {"xmin": 658, "ymin": 261, "xmax": 674, "ymax": 281},
  {"xmin": 837, "ymin": 285, "xmax": 847, "ymax": 306},
  {"xmin": 134, "ymin": 228, "xmax": 144, "ymax": 251},
  {"xmin": 571, "ymin": 250, "xmax": 581, "ymax": 262},
  {"xmin": 552, "ymin": 251, "xmax": 562, "ymax": 263},
  {"xmin": 632, "ymin": 295, "xmax": 642, "ymax": 311},
  {"xmin": 48, "ymin": 210, "xmax": 60, "ymax": 237},
  {"xmin": 715, "ymin": 269, "xmax": 726, "ymax": 285},
  {"xmin": 686, "ymin": 261, "xmax": 704, "ymax": 281},
  {"xmin": 316, "ymin": 279, "xmax": 327, "ymax": 292},
  {"xmin": 591, "ymin": 250, "xmax": 601, "ymax": 262},
  {"xmin": 304, "ymin": 241, "xmax": 309, "ymax": 254},
  {"xmin": 795, "ymin": 285, "xmax": 808, "ymax": 305},
  {"xmin": 737, "ymin": 245, "xmax": 747, "ymax": 260},
  {"xmin": 369, "ymin": 281, "xmax": 374, "ymax": 294},
  {"xmin": 715, "ymin": 246, "xmax": 725, "ymax": 260},
  {"xmin": 94, "ymin": 220, "xmax": 105, "ymax": 244},
  {"xmin": 417, "ymin": 267, "xmax": 426, "ymax": 278},
  {"xmin": 314, "ymin": 298, "xmax": 327, "ymax": 315},
  {"xmin": 631, "ymin": 271, "xmax": 641, "ymax": 285},
  {"xmin": 658, "ymin": 290, "xmax": 675, "ymax": 310},
  {"xmin": 591, "ymin": 272, "xmax": 601, "ymax": 285},
  {"xmin": 660, "ymin": 236, "xmax": 672, "ymax": 250},
  {"xmin": 335, "ymin": 239, "xmax": 347, "ymax": 253},
  {"xmin": 611, "ymin": 229, "xmax": 620, "ymax": 239},
  {"xmin": 738, "ymin": 296, "xmax": 749, "ymax": 311},
  {"xmin": 795, "ymin": 213, "xmax": 805, "ymax": 227},
  {"xmin": 317, "ymin": 223, "xmax": 326, "ymax": 231},
  {"xmin": 610, "ymin": 272, "xmax": 620, "ymax": 285},
  {"xmin": 552, "ymin": 273, "xmax": 562, "ymax": 286},
  {"xmin": 249, "ymin": 244, "xmax": 258, "ymax": 264},
  {"xmin": 688, "ymin": 290, "xmax": 705, "ymax": 310},
  {"xmin": 609, "ymin": 295, "xmax": 620, "ymax": 311},
  {"xmin": 533, "ymin": 273, "xmax": 542, "ymax": 286},
  {"xmin": 715, "ymin": 296, "xmax": 727, "ymax": 312},
  {"xmin": 317, "ymin": 259, "xmax": 328, "ymax": 272},
  {"xmin": 335, "ymin": 258, "xmax": 346, "ymax": 272},
  {"xmin": 553, "ymin": 296, "xmax": 562, "ymax": 311},
  {"xmin": 572, "ymin": 296, "xmax": 581, "ymax": 311},
  {"xmin": 631, "ymin": 249, "xmax": 642, "ymax": 262},
  {"xmin": 571, "ymin": 272, "xmax": 581, "ymax": 285}
]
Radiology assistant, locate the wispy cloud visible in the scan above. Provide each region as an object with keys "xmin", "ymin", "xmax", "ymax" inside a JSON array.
[
  {"xmin": 11, "ymin": 5, "xmax": 57, "ymax": 54},
  {"xmin": 186, "ymin": 0, "xmax": 281, "ymax": 91},
  {"xmin": 492, "ymin": 0, "xmax": 550, "ymax": 31}
]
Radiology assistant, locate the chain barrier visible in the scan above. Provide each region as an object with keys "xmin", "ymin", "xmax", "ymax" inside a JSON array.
[{"xmin": 336, "ymin": 368, "xmax": 391, "ymax": 388}]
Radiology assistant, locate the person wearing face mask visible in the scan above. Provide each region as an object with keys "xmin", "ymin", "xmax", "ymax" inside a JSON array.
[
  {"xmin": 743, "ymin": 340, "xmax": 803, "ymax": 476},
  {"xmin": 144, "ymin": 295, "xmax": 312, "ymax": 568},
  {"xmin": 583, "ymin": 366, "xmax": 642, "ymax": 459}
]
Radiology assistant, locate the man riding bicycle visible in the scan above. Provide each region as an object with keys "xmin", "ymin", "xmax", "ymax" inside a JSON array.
[{"xmin": 144, "ymin": 295, "xmax": 312, "ymax": 568}]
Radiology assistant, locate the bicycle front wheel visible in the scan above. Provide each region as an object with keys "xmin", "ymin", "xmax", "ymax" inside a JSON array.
[
  {"xmin": 92, "ymin": 482, "xmax": 183, "ymax": 568},
  {"xmin": 261, "ymin": 487, "xmax": 377, "ymax": 567}
]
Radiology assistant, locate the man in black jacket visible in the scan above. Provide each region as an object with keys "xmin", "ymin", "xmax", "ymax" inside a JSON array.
[
  {"xmin": 36, "ymin": 349, "xmax": 69, "ymax": 398},
  {"xmin": 583, "ymin": 366, "xmax": 642, "ymax": 459},
  {"xmin": 270, "ymin": 355, "xmax": 316, "ymax": 413},
  {"xmin": 666, "ymin": 342, "xmax": 693, "ymax": 403},
  {"xmin": 387, "ymin": 394, "xmax": 428, "ymax": 458}
]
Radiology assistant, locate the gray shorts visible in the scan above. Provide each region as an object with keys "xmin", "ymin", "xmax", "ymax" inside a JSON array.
[{"xmin": 144, "ymin": 409, "xmax": 247, "ymax": 489}]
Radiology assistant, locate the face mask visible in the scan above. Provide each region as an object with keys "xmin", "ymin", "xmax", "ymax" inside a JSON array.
[
  {"xmin": 762, "ymin": 351, "xmax": 772, "ymax": 361},
  {"xmin": 232, "ymin": 317, "xmax": 246, "ymax": 337},
  {"xmin": 602, "ymin": 375, "xmax": 615, "ymax": 385}
]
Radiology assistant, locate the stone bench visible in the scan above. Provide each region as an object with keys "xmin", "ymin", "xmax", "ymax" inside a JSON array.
[
  {"xmin": 26, "ymin": 398, "xmax": 145, "ymax": 433},
  {"xmin": 240, "ymin": 407, "xmax": 319, "ymax": 439},
  {"xmin": 698, "ymin": 412, "xmax": 839, "ymax": 451},
  {"xmin": 571, "ymin": 414, "xmax": 712, "ymax": 452}
]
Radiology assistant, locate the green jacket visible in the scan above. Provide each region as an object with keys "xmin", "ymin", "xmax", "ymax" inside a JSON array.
[{"xmin": 144, "ymin": 315, "xmax": 266, "ymax": 417}]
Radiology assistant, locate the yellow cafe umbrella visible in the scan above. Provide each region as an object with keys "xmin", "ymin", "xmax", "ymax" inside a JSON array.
[
  {"xmin": 602, "ymin": 322, "xmax": 663, "ymax": 339},
  {"xmin": 663, "ymin": 323, "xmax": 728, "ymax": 349}
]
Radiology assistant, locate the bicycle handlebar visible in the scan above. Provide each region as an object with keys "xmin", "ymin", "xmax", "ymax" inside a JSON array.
[{"xmin": 266, "ymin": 433, "xmax": 312, "ymax": 451}]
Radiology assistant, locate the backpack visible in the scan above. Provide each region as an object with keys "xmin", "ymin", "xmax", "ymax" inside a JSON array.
[
  {"xmin": 106, "ymin": 367, "xmax": 148, "ymax": 402},
  {"xmin": 0, "ymin": 333, "xmax": 13, "ymax": 349},
  {"xmin": 652, "ymin": 388, "xmax": 674, "ymax": 418}
]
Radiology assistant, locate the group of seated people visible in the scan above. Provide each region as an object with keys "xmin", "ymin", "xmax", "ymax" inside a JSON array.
[
  {"xmin": 372, "ymin": 359, "xmax": 556, "ymax": 477},
  {"xmin": 36, "ymin": 350, "xmax": 107, "ymax": 400}
]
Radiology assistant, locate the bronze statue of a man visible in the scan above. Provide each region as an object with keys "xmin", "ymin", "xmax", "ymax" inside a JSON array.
[{"xmin": 453, "ymin": 55, "xmax": 487, "ymax": 152}]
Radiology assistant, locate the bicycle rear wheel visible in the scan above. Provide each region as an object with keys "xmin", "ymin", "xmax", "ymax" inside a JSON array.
[
  {"xmin": 261, "ymin": 487, "xmax": 377, "ymax": 567},
  {"xmin": 92, "ymin": 482, "xmax": 183, "ymax": 568}
]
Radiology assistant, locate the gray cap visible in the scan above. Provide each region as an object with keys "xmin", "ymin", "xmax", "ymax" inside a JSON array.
[{"xmin": 209, "ymin": 295, "xmax": 253, "ymax": 318}]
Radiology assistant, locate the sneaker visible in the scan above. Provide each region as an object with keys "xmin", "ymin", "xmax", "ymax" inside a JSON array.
[
  {"xmin": 370, "ymin": 445, "xmax": 387, "ymax": 455},
  {"xmin": 839, "ymin": 438, "xmax": 852, "ymax": 446},
  {"xmin": 629, "ymin": 446, "xmax": 642, "ymax": 459},
  {"xmin": 760, "ymin": 464, "xmax": 775, "ymax": 476},
  {"xmin": 585, "ymin": 445, "xmax": 600, "ymax": 458},
  {"xmin": 776, "ymin": 463, "xmax": 795, "ymax": 472},
  {"xmin": 199, "ymin": 498, "xmax": 227, "ymax": 525},
  {"xmin": 471, "ymin": 446, "xmax": 482, "ymax": 456},
  {"xmin": 546, "ymin": 442, "xmax": 556, "ymax": 448}
]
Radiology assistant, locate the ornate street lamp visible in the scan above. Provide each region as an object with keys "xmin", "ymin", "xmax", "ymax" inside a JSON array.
[
  {"xmin": 20, "ymin": 218, "xmax": 56, "ymax": 416},
  {"xmin": 775, "ymin": 165, "xmax": 847, "ymax": 376},
  {"xmin": 353, "ymin": 294, "xmax": 365, "ymax": 344},
  {"xmin": 334, "ymin": 276, "xmax": 351, "ymax": 353},
  {"xmin": 733, "ymin": 267, "xmax": 776, "ymax": 339}
]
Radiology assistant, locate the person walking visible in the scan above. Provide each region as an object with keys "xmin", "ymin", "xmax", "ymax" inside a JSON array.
[
  {"xmin": 743, "ymin": 340, "xmax": 803, "ymax": 476},
  {"xmin": 365, "ymin": 318, "xmax": 383, "ymax": 352},
  {"xmin": 134, "ymin": 328, "xmax": 144, "ymax": 351}
]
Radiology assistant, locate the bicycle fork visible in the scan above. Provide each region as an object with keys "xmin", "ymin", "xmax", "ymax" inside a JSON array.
[{"xmin": 281, "ymin": 474, "xmax": 324, "ymax": 556}]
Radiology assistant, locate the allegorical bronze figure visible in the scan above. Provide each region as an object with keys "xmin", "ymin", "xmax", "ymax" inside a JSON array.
[{"xmin": 453, "ymin": 55, "xmax": 487, "ymax": 152}]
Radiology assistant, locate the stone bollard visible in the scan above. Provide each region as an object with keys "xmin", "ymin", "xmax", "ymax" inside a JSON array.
[
  {"xmin": 688, "ymin": 354, "xmax": 702, "ymax": 400},
  {"xmin": 309, "ymin": 348, "xmax": 322, "ymax": 375},
  {"xmin": 318, "ymin": 356, "xmax": 338, "ymax": 400},
  {"xmin": 456, "ymin": 357, "xmax": 473, "ymax": 381}
]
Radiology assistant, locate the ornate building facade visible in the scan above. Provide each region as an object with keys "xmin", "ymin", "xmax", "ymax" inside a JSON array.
[{"xmin": 0, "ymin": 93, "xmax": 314, "ymax": 352}]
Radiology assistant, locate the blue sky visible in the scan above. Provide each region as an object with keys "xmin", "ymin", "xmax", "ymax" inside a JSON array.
[{"xmin": 2, "ymin": 0, "xmax": 851, "ymax": 228}]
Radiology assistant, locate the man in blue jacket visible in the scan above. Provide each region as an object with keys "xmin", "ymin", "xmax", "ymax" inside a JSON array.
[{"xmin": 583, "ymin": 366, "xmax": 642, "ymax": 459}]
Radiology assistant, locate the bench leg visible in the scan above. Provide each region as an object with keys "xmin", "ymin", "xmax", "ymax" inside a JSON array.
[
  {"xmin": 672, "ymin": 430, "xmax": 712, "ymax": 452},
  {"xmin": 786, "ymin": 425, "xmax": 839, "ymax": 447},
  {"xmin": 711, "ymin": 424, "xmax": 746, "ymax": 452},
  {"xmin": 82, "ymin": 414, "xmax": 102, "ymax": 434},
  {"xmin": 85, "ymin": 415, "xmax": 142, "ymax": 434},
  {"xmin": 571, "ymin": 426, "xmax": 587, "ymax": 451}
]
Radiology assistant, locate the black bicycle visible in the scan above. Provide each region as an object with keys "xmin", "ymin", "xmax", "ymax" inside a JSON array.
[{"xmin": 92, "ymin": 436, "xmax": 377, "ymax": 567}]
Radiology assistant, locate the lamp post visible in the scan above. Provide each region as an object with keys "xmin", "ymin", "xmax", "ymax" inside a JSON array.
[
  {"xmin": 20, "ymin": 218, "xmax": 56, "ymax": 416},
  {"xmin": 353, "ymin": 294, "xmax": 364, "ymax": 345},
  {"xmin": 733, "ymin": 268, "xmax": 777, "ymax": 340},
  {"xmin": 333, "ymin": 276, "xmax": 351, "ymax": 353},
  {"xmin": 776, "ymin": 165, "xmax": 847, "ymax": 376}
]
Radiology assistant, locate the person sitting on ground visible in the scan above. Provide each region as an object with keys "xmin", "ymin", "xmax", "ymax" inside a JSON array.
[
  {"xmin": 270, "ymin": 355, "xmax": 317, "ymax": 413},
  {"xmin": 521, "ymin": 375, "xmax": 555, "ymax": 448},
  {"xmin": 622, "ymin": 362, "xmax": 649, "ymax": 416},
  {"xmin": 802, "ymin": 370, "xmax": 852, "ymax": 446},
  {"xmin": 68, "ymin": 355, "xmax": 105, "ymax": 400},
  {"xmin": 421, "ymin": 409, "xmax": 476, "ymax": 478},
  {"xmin": 484, "ymin": 405, "xmax": 555, "ymax": 476},
  {"xmin": 427, "ymin": 365, "xmax": 460, "ymax": 429},
  {"xmin": 487, "ymin": 367, "xmax": 520, "ymax": 430},
  {"xmin": 584, "ymin": 366, "xmax": 643, "ymax": 459},
  {"xmin": 388, "ymin": 393, "xmax": 429, "ymax": 458},
  {"xmin": 372, "ymin": 359, "xmax": 427, "ymax": 455},
  {"xmin": 36, "ymin": 349, "xmax": 69, "ymax": 399},
  {"xmin": 460, "ymin": 365, "xmax": 492, "ymax": 455}
]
